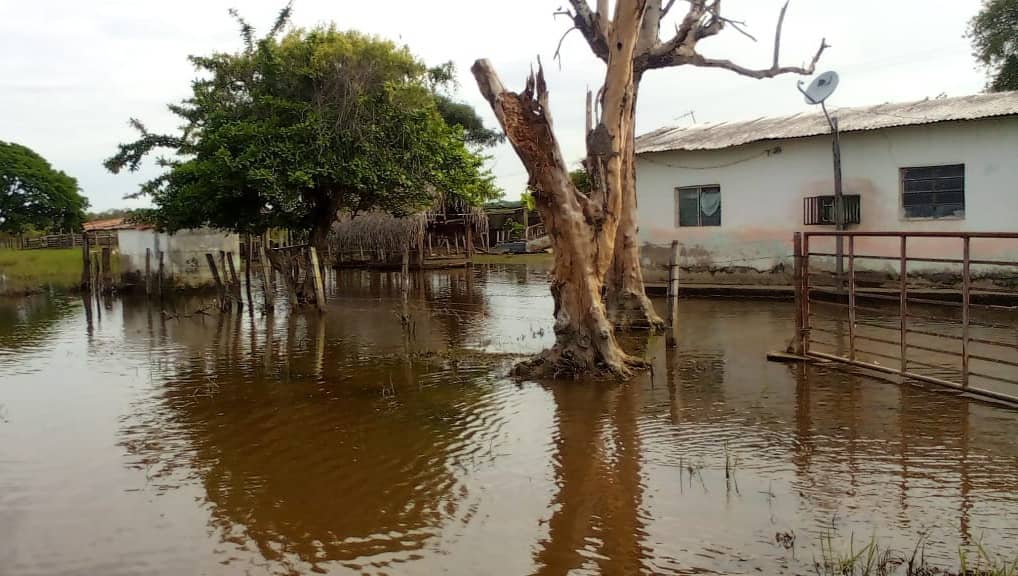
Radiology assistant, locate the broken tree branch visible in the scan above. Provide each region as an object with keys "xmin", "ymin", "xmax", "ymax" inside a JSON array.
[
  {"xmin": 772, "ymin": 0, "xmax": 789, "ymax": 68},
  {"xmin": 565, "ymin": 0, "xmax": 611, "ymax": 62},
  {"xmin": 660, "ymin": 0, "xmax": 678, "ymax": 20},
  {"xmin": 687, "ymin": 37, "xmax": 829, "ymax": 78}
]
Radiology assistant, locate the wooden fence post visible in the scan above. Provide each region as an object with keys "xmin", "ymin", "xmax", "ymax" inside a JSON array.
[
  {"xmin": 793, "ymin": 232, "xmax": 805, "ymax": 355},
  {"xmin": 308, "ymin": 247, "xmax": 326, "ymax": 311},
  {"xmin": 666, "ymin": 240, "xmax": 680, "ymax": 348},
  {"xmin": 206, "ymin": 253, "xmax": 227, "ymax": 311},
  {"xmin": 244, "ymin": 236, "xmax": 254, "ymax": 313},
  {"xmin": 101, "ymin": 247, "xmax": 112, "ymax": 293},
  {"xmin": 145, "ymin": 248, "xmax": 152, "ymax": 297},
  {"xmin": 81, "ymin": 233, "xmax": 92, "ymax": 290},
  {"xmin": 226, "ymin": 251, "xmax": 243, "ymax": 312},
  {"xmin": 157, "ymin": 250, "xmax": 165, "ymax": 301},
  {"xmin": 259, "ymin": 242, "xmax": 274, "ymax": 312}
]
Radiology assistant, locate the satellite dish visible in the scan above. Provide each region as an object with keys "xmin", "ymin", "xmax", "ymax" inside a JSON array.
[{"xmin": 798, "ymin": 71, "xmax": 839, "ymax": 105}]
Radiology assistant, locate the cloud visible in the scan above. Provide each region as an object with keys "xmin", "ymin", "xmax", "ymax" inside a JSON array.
[{"xmin": 0, "ymin": 0, "xmax": 985, "ymax": 210}]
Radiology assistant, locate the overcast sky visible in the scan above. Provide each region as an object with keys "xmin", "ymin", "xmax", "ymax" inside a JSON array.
[{"xmin": 0, "ymin": 0, "xmax": 987, "ymax": 212}]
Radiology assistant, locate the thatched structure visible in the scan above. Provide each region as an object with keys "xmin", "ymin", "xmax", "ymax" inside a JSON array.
[{"xmin": 329, "ymin": 194, "xmax": 488, "ymax": 269}]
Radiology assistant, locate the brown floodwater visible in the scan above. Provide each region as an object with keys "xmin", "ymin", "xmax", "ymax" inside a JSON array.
[{"xmin": 1, "ymin": 263, "xmax": 1017, "ymax": 575}]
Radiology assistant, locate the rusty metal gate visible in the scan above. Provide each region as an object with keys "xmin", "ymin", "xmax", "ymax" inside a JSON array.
[{"xmin": 793, "ymin": 231, "xmax": 1018, "ymax": 404}]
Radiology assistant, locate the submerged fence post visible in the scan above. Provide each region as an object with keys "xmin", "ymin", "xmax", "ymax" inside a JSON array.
[
  {"xmin": 244, "ymin": 236, "xmax": 255, "ymax": 314},
  {"xmin": 666, "ymin": 240, "xmax": 680, "ymax": 349},
  {"xmin": 81, "ymin": 233, "xmax": 92, "ymax": 291},
  {"xmin": 259, "ymin": 242, "xmax": 274, "ymax": 312},
  {"xmin": 793, "ymin": 232, "xmax": 804, "ymax": 355},
  {"xmin": 157, "ymin": 250, "xmax": 165, "ymax": 301},
  {"xmin": 145, "ymin": 248, "xmax": 152, "ymax": 297},
  {"xmin": 101, "ymin": 247, "xmax": 112, "ymax": 293},
  {"xmin": 226, "ymin": 251, "xmax": 243, "ymax": 313},
  {"xmin": 308, "ymin": 246, "xmax": 326, "ymax": 312},
  {"xmin": 899, "ymin": 236, "xmax": 908, "ymax": 375},
  {"xmin": 205, "ymin": 253, "xmax": 227, "ymax": 310},
  {"xmin": 962, "ymin": 236, "xmax": 971, "ymax": 389}
]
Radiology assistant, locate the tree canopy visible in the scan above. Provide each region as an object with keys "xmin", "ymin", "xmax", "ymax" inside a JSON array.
[
  {"xmin": 968, "ymin": 0, "xmax": 1018, "ymax": 92},
  {"xmin": 105, "ymin": 6, "xmax": 499, "ymax": 251},
  {"xmin": 0, "ymin": 141, "xmax": 88, "ymax": 234}
]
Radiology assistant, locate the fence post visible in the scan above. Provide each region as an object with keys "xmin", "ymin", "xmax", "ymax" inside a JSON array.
[
  {"xmin": 145, "ymin": 248, "xmax": 152, "ymax": 297},
  {"xmin": 793, "ymin": 232, "xmax": 804, "ymax": 355},
  {"xmin": 226, "ymin": 251, "xmax": 243, "ymax": 313},
  {"xmin": 206, "ymin": 253, "xmax": 227, "ymax": 310},
  {"xmin": 961, "ymin": 236, "xmax": 971, "ymax": 388},
  {"xmin": 157, "ymin": 250, "xmax": 165, "ymax": 301},
  {"xmin": 244, "ymin": 236, "xmax": 255, "ymax": 314},
  {"xmin": 666, "ymin": 240, "xmax": 680, "ymax": 348},
  {"xmin": 308, "ymin": 247, "xmax": 326, "ymax": 311},
  {"xmin": 899, "ymin": 236, "xmax": 908, "ymax": 375},
  {"xmin": 101, "ymin": 247, "xmax": 112, "ymax": 293},
  {"xmin": 81, "ymin": 234, "xmax": 92, "ymax": 290},
  {"xmin": 259, "ymin": 242, "xmax": 274, "ymax": 312},
  {"xmin": 848, "ymin": 235, "xmax": 856, "ymax": 361}
]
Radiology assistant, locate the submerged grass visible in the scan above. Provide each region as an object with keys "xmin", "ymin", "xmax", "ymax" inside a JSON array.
[{"xmin": 812, "ymin": 530, "xmax": 1018, "ymax": 576}]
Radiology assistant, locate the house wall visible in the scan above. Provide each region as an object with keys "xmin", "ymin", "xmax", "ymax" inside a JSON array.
[
  {"xmin": 118, "ymin": 228, "xmax": 240, "ymax": 288},
  {"xmin": 635, "ymin": 117, "xmax": 1018, "ymax": 286}
]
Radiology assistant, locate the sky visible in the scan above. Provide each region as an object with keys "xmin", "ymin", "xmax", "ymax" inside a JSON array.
[{"xmin": 0, "ymin": 0, "xmax": 989, "ymax": 212}]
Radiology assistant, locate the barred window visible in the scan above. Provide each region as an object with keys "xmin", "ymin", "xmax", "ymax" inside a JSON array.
[{"xmin": 901, "ymin": 164, "xmax": 964, "ymax": 219}]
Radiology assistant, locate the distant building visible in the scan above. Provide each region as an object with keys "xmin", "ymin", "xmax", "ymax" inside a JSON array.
[
  {"xmin": 84, "ymin": 218, "xmax": 239, "ymax": 288},
  {"xmin": 634, "ymin": 91, "xmax": 1018, "ymax": 287}
]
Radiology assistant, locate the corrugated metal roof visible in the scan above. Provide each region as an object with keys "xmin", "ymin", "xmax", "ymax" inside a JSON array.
[
  {"xmin": 635, "ymin": 91, "xmax": 1018, "ymax": 154},
  {"xmin": 83, "ymin": 218, "xmax": 149, "ymax": 231}
]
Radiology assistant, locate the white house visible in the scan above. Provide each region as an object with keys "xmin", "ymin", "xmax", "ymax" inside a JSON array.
[
  {"xmin": 85, "ymin": 218, "xmax": 239, "ymax": 288},
  {"xmin": 634, "ymin": 91, "xmax": 1018, "ymax": 287}
]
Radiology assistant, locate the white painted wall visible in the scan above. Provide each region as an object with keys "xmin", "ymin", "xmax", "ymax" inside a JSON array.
[
  {"xmin": 118, "ymin": 228, "xmax": 240, "ymax": 288},
  {"xmin": 635, "ymin": 117, "xmax": 1018, "ymax": 285}
]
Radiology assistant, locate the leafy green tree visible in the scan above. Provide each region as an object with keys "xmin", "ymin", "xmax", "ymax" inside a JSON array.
[
  {"xmin": 0, "ymin": 141, "xmax": 88, "ymax": 234},
  {"xmin": 105, "ymin": 6, "xmax": 499, "ymax": 254},
  {"xmin": 968, "ymin": 0, "xmax": 1018, "ymax": 92}
]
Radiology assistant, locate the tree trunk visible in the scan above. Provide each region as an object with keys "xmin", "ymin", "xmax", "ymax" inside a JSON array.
[
  {"xmin": 472, "ymin": 0, "xmax": 649, "ymax": 379},
  {"xmin": 606, "ymin": 74, "xmax": 666, "ymax": 331}
]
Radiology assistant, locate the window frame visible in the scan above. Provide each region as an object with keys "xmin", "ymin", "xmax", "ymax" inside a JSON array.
[
  {"xmin": 900, "ymin": 163, "xmax": 965, "ymax": 221},
  {"xmin": 674, "ymin": 185, "xmax": 722, "ymax": 228}
]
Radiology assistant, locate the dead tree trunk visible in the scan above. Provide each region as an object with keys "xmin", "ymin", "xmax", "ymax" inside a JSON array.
[
  {"xmin": 472, "ymin": 0, "xmax": 649, "ymax": 379},
  {"xmin": 561, "ymin": 0, "xmax": 828, "ymax": 332},
  {"xmin": 606, "ymin": 74, "xmax": 665, "ymax": 330}
]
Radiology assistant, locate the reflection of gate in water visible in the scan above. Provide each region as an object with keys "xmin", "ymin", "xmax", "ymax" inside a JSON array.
[{"xmin": 793, "ymin": 231, "xmax": 1018, "ymax": 404}]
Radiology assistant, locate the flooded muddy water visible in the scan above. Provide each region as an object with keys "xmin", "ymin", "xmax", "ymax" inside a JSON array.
[{"xmin": 2, "ymin": 264, "xmax": 1017, "ymax": 575}]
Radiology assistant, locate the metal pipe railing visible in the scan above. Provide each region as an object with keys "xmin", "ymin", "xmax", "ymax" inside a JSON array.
[{"xmin": 795, "ymin": 230, "xmax": 1018, "ymax": 404}]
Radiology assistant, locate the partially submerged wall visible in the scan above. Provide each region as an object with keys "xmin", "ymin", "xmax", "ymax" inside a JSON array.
[
  {"xmin": 119, "ymin": 228, "xmax": 240, "ymax": 289},
  {"xmin": 635, "ymin": 118, "xmax": 1018, "ymax": 289}
]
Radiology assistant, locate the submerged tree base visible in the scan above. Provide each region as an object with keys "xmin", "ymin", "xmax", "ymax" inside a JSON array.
[
  {"xmin": 607, "ymin": 288, "xmax": 667, "ymax": 332},
  {"xmin": 512, "ymin": 341, "xmax": 650, "ymax": 380}
]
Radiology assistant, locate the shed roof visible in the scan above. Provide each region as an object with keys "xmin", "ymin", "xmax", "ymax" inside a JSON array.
[
  {"xmin": 635, "ymin": 91, "xmax": 1018, "ymax": 154},
  {"xmin": 83, "ymin": 217, "xmax": 141, "ymax": 231}
]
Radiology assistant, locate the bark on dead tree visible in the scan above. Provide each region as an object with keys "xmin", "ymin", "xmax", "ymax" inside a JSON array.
[
  {"xmin": 473, "ymin": 0, "xmax": 651, "ymax": 379},
  {"xmin": 561, "ymin": 0, "xmax": 827, "ymax": 331}
]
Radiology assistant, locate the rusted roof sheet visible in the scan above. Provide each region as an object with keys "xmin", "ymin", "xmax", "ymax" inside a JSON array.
[
  {"xmin": 83, "ymin": 218, "xmax": 148, "ymax": 231},
  {"xmin": 635, "ymin": 91, "xmax": 1018, "ymax": 154}
]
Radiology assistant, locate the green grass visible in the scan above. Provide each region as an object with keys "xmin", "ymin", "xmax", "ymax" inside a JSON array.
[{"xmin": 0, "ymin": 248, "xmax": 92, "ymax": 294}]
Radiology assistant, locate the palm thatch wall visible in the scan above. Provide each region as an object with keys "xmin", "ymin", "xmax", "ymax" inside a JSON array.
[{"xmin": 329, "ymin": 193, "xmax": 488, "ymax": 267}]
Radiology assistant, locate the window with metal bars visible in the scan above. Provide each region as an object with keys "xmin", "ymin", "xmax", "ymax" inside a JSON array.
[
  {"xmin": 675, "ymin": 185, "xmax": 721, "ymax": 227},
  {"xmin": 901, "ymin": 164, "xmax": 965, "ymax": 219},
  {"xmin": 803, "ymin": 195, "xmax": 861, "ymax": 225}
]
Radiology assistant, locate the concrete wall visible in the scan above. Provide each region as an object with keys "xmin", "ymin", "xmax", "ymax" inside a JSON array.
[
  {"xmin": 635, "ymin": 117, "xmax": 1018, "ymax": 286},
  {"xmin": 118, "ymin": 228, "xmax": 240, "ymax": 288}
]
